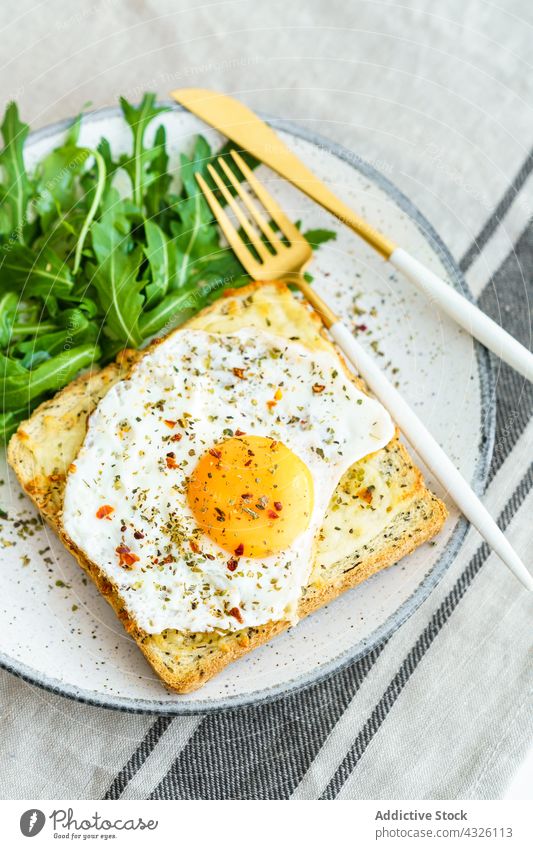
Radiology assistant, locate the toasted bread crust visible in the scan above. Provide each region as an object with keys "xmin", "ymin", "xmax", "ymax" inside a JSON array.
[{"xmin": 8, "ymin": 281, "xmax": 447, "ymax": 693}]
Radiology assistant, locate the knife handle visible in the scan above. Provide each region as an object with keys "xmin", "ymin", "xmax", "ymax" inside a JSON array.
[{"xmin": 390, "ymin": 248, "xmax": 533, "ymax": 382}]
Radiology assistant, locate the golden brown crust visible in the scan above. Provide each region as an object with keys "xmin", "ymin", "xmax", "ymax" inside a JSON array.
[{"xmin": 7, "ymin": 280, "xmax": 447, "ymax": 693}]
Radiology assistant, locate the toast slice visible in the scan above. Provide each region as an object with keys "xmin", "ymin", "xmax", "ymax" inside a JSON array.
[{"xmin": 7, "ymin": 281, "xmax": 447, "ymax": 692}]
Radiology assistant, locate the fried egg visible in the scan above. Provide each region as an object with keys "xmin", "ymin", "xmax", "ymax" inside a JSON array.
[{"xmin": 62, "ymin": 327, "xmax": 394, "ymax": 633}]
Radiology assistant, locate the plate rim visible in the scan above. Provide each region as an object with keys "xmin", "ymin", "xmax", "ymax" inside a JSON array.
[{"xmin": 0, "ymin": 104, "xmax": 495, "ymax": 715}]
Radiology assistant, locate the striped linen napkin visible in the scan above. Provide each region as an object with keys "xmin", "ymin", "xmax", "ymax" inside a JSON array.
[{"xmin": 0, "ymin": 0, "xmax": 531, "ymax": 801}]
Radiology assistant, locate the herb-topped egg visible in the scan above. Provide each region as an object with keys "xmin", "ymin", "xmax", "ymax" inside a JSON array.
[{"xmin": 62, "ymin": 327, "xmax": 394, "ymax": 633}]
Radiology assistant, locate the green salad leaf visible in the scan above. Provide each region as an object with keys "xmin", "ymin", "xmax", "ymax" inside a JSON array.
[
  {"xmin": 0, "ymin": 103, "xmax": 32, "ymax": 244},
  {"xmin": 303, "ymin": 227, "xmax": 337, "ymax": 247},
  {"xmin": 0, "ymin": 244, "xmax": 75, "ymax": 300},
  {"xmin": 0, "ymin": 291, "xmax": 19, "ymax": 347},
  {"xmin": 119, "ymin": 94, "xmax": 169, "ymax": 209},
  {"xmin": 1, "ymin": 343, "xmax": 101, "ymax": 408},
  {"xmin": 90, "ymin": 218, "xmax": 144, "ymax": 347},
  {"xmin": 0, "ymin": 93, "xmax": 335, "ymax": 442},
  {"xmin": 143, "ymin": 220, "xmax": 179, "ymax": 307}
]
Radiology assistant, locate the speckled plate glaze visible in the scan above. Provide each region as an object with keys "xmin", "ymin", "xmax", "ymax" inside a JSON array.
[{"xmin": 0, "ymin": 106, "xmax": 494, "ymax": 714}]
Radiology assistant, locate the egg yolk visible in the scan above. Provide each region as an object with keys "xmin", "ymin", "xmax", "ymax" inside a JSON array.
[{"xmin": 187, "ymin": 435, "xmax": 314, "ymax": 558}]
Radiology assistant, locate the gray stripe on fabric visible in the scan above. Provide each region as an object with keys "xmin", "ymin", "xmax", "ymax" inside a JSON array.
[
  {"xmin": 149, "ymin": 642, "xmax": 387, "ymax": 800},
  {"xmin": 320, "ymin": 462, "xmax": 533, "ymax": 800},
  {"xmin": 103, "ymin": 716, "xmax": 173, "ymax": 800},
  {"xmin": 477, "ymin": 223, "xmax": 533, "ymax": 482},
  {"xmin": 459, "ymin": 147, "xmax": 533, "ymax": 273}
]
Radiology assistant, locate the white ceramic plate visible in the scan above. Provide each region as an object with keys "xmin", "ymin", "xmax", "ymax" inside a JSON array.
[{"xmin": 0, "ymin": 106, "xmax": 494, "ymax": 714}]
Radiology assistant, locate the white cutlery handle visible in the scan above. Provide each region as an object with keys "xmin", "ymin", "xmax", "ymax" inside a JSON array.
[
  {"xmin": 390, "ymin": 247, "xmax": 533, "ymax": 382},
  {"xmin": 329, "ymin": 320, "xmax": 533, "ymax": 590}
]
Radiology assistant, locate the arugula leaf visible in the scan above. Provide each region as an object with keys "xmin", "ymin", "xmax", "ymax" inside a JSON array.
[
  {"xmin": 138, "ymin": 288, "xmax": 197, "ymax": 338},
  {"xmin": 0, "ymin": 291, "xmax": 19, "ymax": 347},
  {"xmin": 303, "ymin": 227, "xmax": 337, "ymax": 247},
  {"xmin": 96, "ymin": 137, "xmax": 118, "ymax": 176},
  {"xmin": 119, "ymin": 93, "xmax": 169, "ymax": 208},
  {"xmin": 1, "ymin": 343, "xmax": 100, "ymax": 408},
  {"xmin": 90, "ymin": 218, "xmax": 144, "ymax": 346},
  {"xmin": 186, "ymin": 245, "xmax": 248, "ymax": 294},
  {"xmin": 143, "ymin": 220, "xmax": 179, "ymax": 308},
  {"xmin": 97, "ymin": 186, "xmax": 138, "ymax": 238},
  {"xmin": 0, "ymin": 244, "xmax": 74, "ymax": 300},
  {"xmin": 0, "ymin": 350, "xmax": 27, "ymax": 378},
  {"xmin": 144, "ymin": 124, "xmax": 172, "ymax": 220},
  {"xmin": 14, "ymin": 308, "xmax": 97, "ymax": 361},
  {"xmin": 34, "ymin": 144, "xmax": 90, "ymax": 230},
  {"xmin": 0, "ymin": 406, "xmax": 27, "ymax": 441},
  {"xmin": 170, "ymin": 138, "xmax": 222, "ymax": 289},
  {"xmin": 178, "ymin": 135, "xmax": 212, "ymax": 197},
  {"xmin": 0, "ymin": 103, "xmax": 32, "ymax": 243}
]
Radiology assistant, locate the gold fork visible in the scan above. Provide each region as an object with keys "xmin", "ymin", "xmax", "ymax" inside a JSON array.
[
  {"xmin": 196, "ymin": 152, "xmax": 336, "ymax": 328},
  {"xmin": 195, "ymin": 151, "xmax": 532, "ymax": 590}
]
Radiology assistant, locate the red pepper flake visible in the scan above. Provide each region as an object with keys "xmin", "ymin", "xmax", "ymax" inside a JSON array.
[
  {"xmin": 268, "ymin": 510, "xmax": 279, "ymax": 519},
  {"xmin": 163, "ymin": 419, "xmax": 177, "ymax": 428},
  {"xmin": 190, "ymin": 540, "xmax": 201, "ymax": 553},
  {"xmin": 116, "ymin": 544, "xmax": 140, "ymax": 568},
  {"xmin": 68, "ymin": 463, "xmax": 77, "ymax": 474},
  {"xmin": 235, "ymin": 429, "xmax": 246, "ymax": 436},
  {"xmin": 229, "ymin": 606, "xmax": 243, "ymax": 623},
  {"xmin": 312, "ymin": 383, "xmax": 326, "ymax": 394},
  {"xmin": 133, "ymin": 530, "xmax": 145, "ymax": 540},
  {"xmin": 234, "ymin": 542, "xmax": 244, "ymax": 557},
  {"xmin": 204, "ymin": 553, "xmax": 215, "ymax": 561},
  {"xmin": 244, "ymin": 459, "xmax": 252, "ymax": 467},
  {"xmin": 266, "ymin": 399, "xmax": 277, "ymax": 409},
  {"xmin": 227, "ymin": 557, "xmax": 238, "ymax": 572},
  {"xmin": 96, "ymin": 505, "xmax": 114, "ymax": 520},
  {"xmin": 274, "ymin": 501, "xmax": 283, "ymax": 511},
  {"xmin": 209, "ymin": 448, "xmax": 222, "ymax": 459},
  {"xmin": 270, "ymin": 440, "xmax": 278, "ymax": 450},
  {"xmin": 357, "ymin": 487, "xmax": 374, "ymax": 504},
  {"xmin": 232, "ymin": 367, "xmax": 246, "ymax": 379},
  {"xmin": 163, "ymin": 554, "xmax": 175, "ymax": 564},
  {"xmin": 166, "ymin": 452, "xmax": 178, "ymax": 469},
  {"xmin": 170, "ymin": 433, "xmax": 183, "ymax": 442},
  {"xmin": 355, "ymin": 323, "xmax": 368, "ymax": 332}
]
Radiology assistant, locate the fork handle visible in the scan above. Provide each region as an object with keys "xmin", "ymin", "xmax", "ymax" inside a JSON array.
[
  {"xmin": 390, "ymin": 248, "xmax": 533, "ymax": 382},
  {"xmin": 329, "ymin": 320, "xmax": 533, "ymax": 591}
]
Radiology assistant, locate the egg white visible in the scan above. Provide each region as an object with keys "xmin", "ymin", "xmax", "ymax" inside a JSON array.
[{"xmin": 62, "ymin": 328, "xmax": 394, "ymax": 633}]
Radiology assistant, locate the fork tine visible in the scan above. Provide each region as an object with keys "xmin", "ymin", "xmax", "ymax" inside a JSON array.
[
  {"xmin": 206, "ymin": 164, "xmax": 270, "ymax": 261},
  {"xmin": 230, "ymin": 150, "xmax": 303, "ymax": 243},
  {"xmin": 217, "ymin": 157, "xmax": 283, "ymax": 251},
  {"xmin": 194, "ymin": 173, "xmax": 261, "ymax": 275}
]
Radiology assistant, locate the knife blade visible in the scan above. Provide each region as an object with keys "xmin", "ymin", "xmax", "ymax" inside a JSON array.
[{"xmin": 170, "ymin": 88, "xmax": 395, "ymax": 258}]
